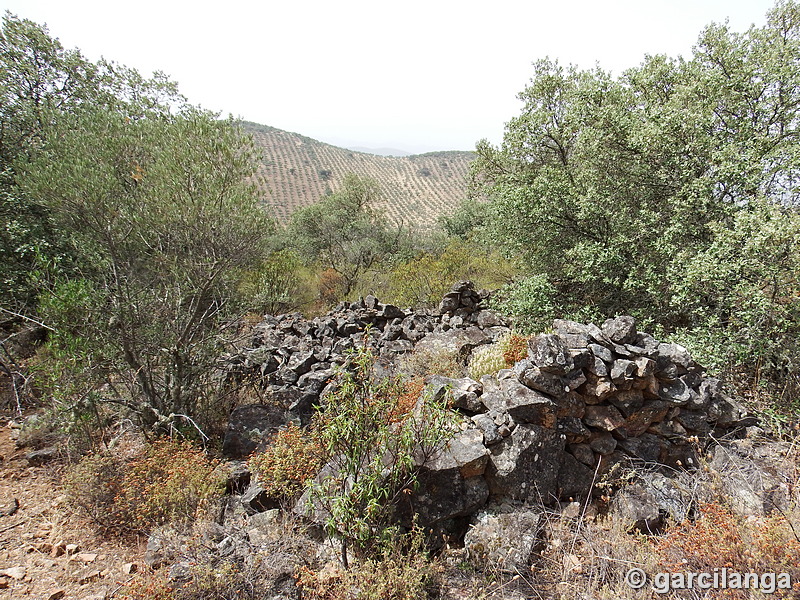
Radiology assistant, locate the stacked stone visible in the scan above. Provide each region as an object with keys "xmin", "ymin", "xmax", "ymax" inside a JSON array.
[
  {"xmin": 224, "ymin": 289, "xmax": 748, "ymax": 532},
  {"xmin": 418, "ymin": 315, "xmax": 748, "ymax": 511},
  {"xmin": 222, "ymin": 282, "xmax": 507, "ymax": 456}
]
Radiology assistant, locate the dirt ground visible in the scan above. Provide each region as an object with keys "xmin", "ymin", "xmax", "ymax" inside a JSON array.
[{"xmin": 0, "ymin": 417, "xmax": 144, "ymax": 600}]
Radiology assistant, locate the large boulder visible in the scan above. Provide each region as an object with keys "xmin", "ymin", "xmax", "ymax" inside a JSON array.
[
  {"xmin": 485, "ymin": 424, "xmax": 566, "ymax": 504},
  {"xmin": 403, "ymin": 429, "xmax": 491, "ymax": 527}
]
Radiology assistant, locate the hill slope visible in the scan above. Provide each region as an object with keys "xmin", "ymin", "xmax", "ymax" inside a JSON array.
[{"xmin": 242, "ymin": 122, "xmax": 475, "ymax": 228}]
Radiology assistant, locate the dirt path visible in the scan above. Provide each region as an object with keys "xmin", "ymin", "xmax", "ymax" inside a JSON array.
[{"xmin": 0, "ymin": 418, "xmax": 143, "ymax": 600}]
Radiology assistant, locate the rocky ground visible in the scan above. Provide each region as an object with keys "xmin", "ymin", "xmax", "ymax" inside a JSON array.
[{"xmin": 0, "ymin": 419, "xmax": 142, "ymax": 600}]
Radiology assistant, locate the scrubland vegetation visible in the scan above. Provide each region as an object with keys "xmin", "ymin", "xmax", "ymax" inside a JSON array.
[{"xmin": 2, "ymin": 2, "xmax": 800, "ymax": 598}]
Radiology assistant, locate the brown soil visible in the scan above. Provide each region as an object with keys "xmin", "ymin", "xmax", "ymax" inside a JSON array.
[{"xmin": 0, "ymin": 417, "xmax": 144, "ymax": 600}]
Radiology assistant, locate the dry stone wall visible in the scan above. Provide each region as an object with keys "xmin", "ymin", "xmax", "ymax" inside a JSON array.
[{"xmin": 225, "ymin": 282, "xmax": 751, "ymax": 530}]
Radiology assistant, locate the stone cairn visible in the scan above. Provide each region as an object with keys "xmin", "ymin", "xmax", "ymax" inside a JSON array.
[{"xmin": 223, "ymin": 282, "xmax": 749, "ymax": 533}]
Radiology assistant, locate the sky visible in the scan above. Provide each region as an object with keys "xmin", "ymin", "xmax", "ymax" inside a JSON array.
[{"xmin": 1, "ymin": 0, "xmax": 780, "ymax": 154}]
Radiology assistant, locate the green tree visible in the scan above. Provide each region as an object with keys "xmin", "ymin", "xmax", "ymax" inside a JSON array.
[
  {"xmin": 289, "ymin": 174, "xmax": 405, "ymax": 298},
  {"xmin": 0, "ymin": 12, "xmax": 182, "ymax": 308},
  {"xmin": 19, "ymin": 105, "xmax": 272, "ymax": 428},
  {"xmin": 472, "ymin": 0, "xmax": 800, "ymax": 386},
  {"xmin": 307, "ymin": 346, "xmax": 452, "ymax": 567}
]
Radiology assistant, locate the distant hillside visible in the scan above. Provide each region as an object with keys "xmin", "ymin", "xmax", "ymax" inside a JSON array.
[{"xmin": 241, "ymin": 122, "xmax": 475, "ymax": 228}]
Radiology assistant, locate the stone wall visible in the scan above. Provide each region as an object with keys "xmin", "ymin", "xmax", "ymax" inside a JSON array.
[{"xmin": 225, "ymin": 282, "xmax": 750, "ymax": 530}]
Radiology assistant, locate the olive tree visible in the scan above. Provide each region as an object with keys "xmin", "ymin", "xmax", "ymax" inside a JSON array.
[
  {"xmin": 19, "ymin": 106, "xmax": 273, "ymax": 428},
  {"xmin": 289, "ymin": 174, "xmax": 406, "ymax": 298}
]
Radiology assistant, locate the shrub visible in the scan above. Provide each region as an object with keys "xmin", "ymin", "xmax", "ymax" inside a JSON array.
[
  {"xmin": 307, "ymin": 346, "xmax": 454, "ymax": 566},
  {"xmin": 119, "ymin": 560, "xmax": 280, "ymax": 600},
  {"xmin": 401, "ymin": 344, "xmax": 464, "ymax": 379},
  {"xmin": 249, "ymin": 421, "xmax": 324, "ymax": 503},
  {"xmin": 296, "ymin": 527, "xmax": 443, "ymax": 600},
  {"xmin": 383, "ymin": 238, "xmax": 515, "ymax": 309},
  {"xmin": 656, "ymin": 502, "xmax": 800, "ymax": 597},
  {"xmin": 468, "ymin": 332, "xmax": 530, "ymax": 380},
  {"xmin": 467, "ymin": 343, "xmax": 506, "ymax": 380},
  {"xmin": 488, "ymin": 275, "xmax": 557, "ymax": 334},
  {"xmin": 64, "ymin": 438, "xmax": 224, "ymax": 533}
]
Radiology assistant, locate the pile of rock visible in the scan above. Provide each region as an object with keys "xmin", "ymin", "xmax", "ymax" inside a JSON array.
[
  {"xmin": 224, "ymin": 287, "xmax": 751, "ymax": 542},
  {"xmin": 221, "ymin": 282, "xmax": 507, "ymax": 457},
  {"xmin": 411, "ymin": 315, "xmax": 750, "ymax": 526}
]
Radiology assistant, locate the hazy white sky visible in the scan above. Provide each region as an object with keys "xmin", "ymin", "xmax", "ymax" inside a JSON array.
[{"xmin": 2, "ymin": 0, "xmax": 778, "ymax": 153}]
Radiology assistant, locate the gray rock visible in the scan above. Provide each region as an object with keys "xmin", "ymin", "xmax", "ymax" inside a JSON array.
[
  {"xmin": 472, "ymin": 414, "xmax": 503, "ymax": 445},
  {"xmin": 26, "ymin": 447, "xmax": 58, "ymax": 466},
  {"xmin": 568, "ymin": 443, "xmax": 596, "ymax": 466},
  {"xmin": 485, "ymin": 424, "xmax": 565, "ymax": 504},
  {"xmin": 659, "ymin": 378, "xmax": 692, "ymax": 405},
  {"xmin": 610, "ymin": 359, "xmax": 637, "ymax": 383},
  {"xmin": 620, "ymin": 400, "xmax": 669, "ymax": 437},
  {"xmin": 464, "ymin": 510, "xmax": 544, "ymax": 573},
  {"xmin": 518, "ymin": 366, "xmax": 568, "ymax": 398},
  {"xmin": 656, "ymin": 342, "xmax": 693, "ymax": 374},
  {"xmin": 582, "ymin": 405, "xmax": 625, "ymax": 431},
  {"xmin": 588, "ymin": 431, "xmax": 617, "ymax": 455},
  {"xmin": 588, "ymin": 343, "xmax": 613, "ymax": 364},
  {"xmin": 608, "ymin": 389, "xmax": 645, "ymax": 417},
  {"xmin": 558, "ymin": 451, "xmax": 596, "ymax": 499},
  {"xmin": 497, "ymin": 379, "xmax": 557, "ymax": 426},
  {"xmin": 414, "ymin": 326, "xmax": 490, "ymax": 358},
  {"xmin": 528, "ymin": 334, "xmax": 574, "ymax": 375},
  {"xmin": 222, "ymin": 404, "xmax": 286, "ymax": 459},
  {"xmin": 241, "ymin": 481, "xmax": 279, "ymax": 515},
  {"xmin": 601, "ymin": 316, "xmax": 637, "ymax": 345}
]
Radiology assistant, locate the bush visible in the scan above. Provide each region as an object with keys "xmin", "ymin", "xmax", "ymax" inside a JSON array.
[
  {"xmin": 382, "ymin": 239, "xmax": 515, "ymax": 309},
  {"xmin": 119, "ymin": 560, "xmax": 282, "ymax": 600},
  {"xmin": 296, "ymin": 527, "xmax": 443, "ymax": 600},
  {"xmin": 467, "ymin": 332, "xmax": 530, "ymax": 380},
  {"xmin": 307, "ymin": 346, "xmax": 454, "ymax": 565},
  {"xmin": 488, "ymin": 275, "xmax": 558, "ymax": 334},
  {"xmin": 249, "ymin": 421, "xmax": 324, "ymax": 503},
  {"xmin": 64, "ymin": 439, "xmax": 224, "ymax": 533},
  {"xmin": 656, "ymin": 502, "xmax": 800, "ymax": 595}
]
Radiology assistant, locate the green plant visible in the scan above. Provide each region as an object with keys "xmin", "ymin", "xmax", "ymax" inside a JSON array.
[
  {"xmin": 487, "ymin": 275, "xmax": 557, "ymax": 334},
  {"xmin": 63, "ymin": 439, "xmax": 224, "ymax": 533},
  {"xmin": 307, "ymin": 346, "xmax": 454, "ymax": 567}
]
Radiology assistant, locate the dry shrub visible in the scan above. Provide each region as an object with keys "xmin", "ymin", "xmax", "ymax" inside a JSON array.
[
  {"xmin": 468, "ymin": 332, "xmax": 529, "ymax": 380},
  {"xmin": 119, "ymin": 561, "xmax": 281, "ymax": 600},
  {"xmin": 537, "ymin": 510, "xmax": 661, "ymax": 600},
  {"xmin": 502, "ymin": 332, "xmax": 530, "ymax": 366},
  {"xmin": 249, "ymin": 421, "xmax": 324, "ymax": 502},
  {"xmin": 401, "ymin": 345, "xmax": 464, "ymax": 379},
  {"xmin": 296, "ymin": 528, "xmax": 443, "ymax": 600},
  {"xmin": 389, "ymin": 378, "xmax": 425, "ymax": 423},
  {"xmin": 655, "ymin": 502, "xmax": 800, "ymax": 598},
  {"xmin": 63, "ymin": 438, "xmax": 224, "ymax": 533}
]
